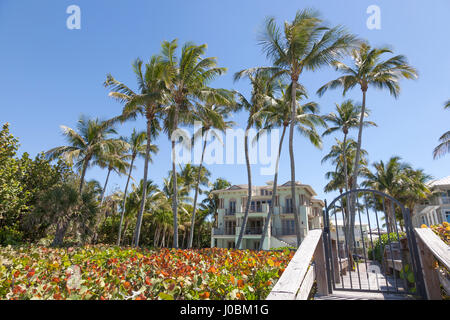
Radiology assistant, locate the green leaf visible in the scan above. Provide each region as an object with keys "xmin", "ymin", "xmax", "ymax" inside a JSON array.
[{"xmin": 158, "ymin": 292, "xmax": 174, "ymax": 300}]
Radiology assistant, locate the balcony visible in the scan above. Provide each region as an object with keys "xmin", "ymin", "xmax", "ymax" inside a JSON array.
[
  {"xmin": 244, "ymin": 226, "xmax": 263, "ymax": 235},
  {"xmin": 272, "ymin": 227, "xmax": 296, "ymax": 236},
  {"xmin": 224, "ymin": 208, "xmax": 236, "ymax": 216},
  {"xmin": 282, "ymin": 206, "xmax": 294, "ymax": 214},
  {"xmin": 212, "ymin": 228, "xmax": 235, "ymax": 236}
]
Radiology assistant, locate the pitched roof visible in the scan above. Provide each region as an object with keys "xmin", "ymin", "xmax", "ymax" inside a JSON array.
[{"xmin": 427, "ymin": 176, "xmax": 450, "ymax": 188}]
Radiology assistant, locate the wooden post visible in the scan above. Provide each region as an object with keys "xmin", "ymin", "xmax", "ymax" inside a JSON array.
[
  {"xmin": 314, "ymin": 234, "xmax": 328, "ymax": 296},
  {"xmin": 417, "ymin": 237, "xmax": 441, "ymax": 300}
]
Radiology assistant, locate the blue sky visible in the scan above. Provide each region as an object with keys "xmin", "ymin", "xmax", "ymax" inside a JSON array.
[{"xmin": 0, "ymin": 0, "xmax": 449, "ymax": 205}]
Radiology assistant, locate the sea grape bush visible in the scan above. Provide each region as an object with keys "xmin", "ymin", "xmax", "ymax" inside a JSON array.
[
  {"xmin": 427, "ymin": 222, "xmax": 450, "ymax": 245},
  {"xmin": 0, "ymin": 245, "xmax": 293, "ymax": 300}
]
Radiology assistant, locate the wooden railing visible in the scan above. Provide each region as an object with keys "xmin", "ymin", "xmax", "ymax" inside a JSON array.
[
  {"xmin": 415, "ymin": 227, "xmax": 450, "ymax": 300},
  {"xmin": 266, "ymin": 229, "xmax": 328, "ymax": 300}
]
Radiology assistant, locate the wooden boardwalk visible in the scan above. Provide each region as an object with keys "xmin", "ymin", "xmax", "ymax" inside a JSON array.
[
  {"xmin": 314, "ymin": 261, "xmax": 413, "ymax": 300},
  {"xmin": 315, "ymin": 291, "xmax": 411, "ymax": 300}
]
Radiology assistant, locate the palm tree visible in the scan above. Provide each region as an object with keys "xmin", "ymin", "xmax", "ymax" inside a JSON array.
[
  {"xmin": 202, "ymin": 178, "xmax": 232, "ymax": 227},
  {"xmin": 253, "ymin": 82, "xmax": 324, "ymax": 250},
  {"xmin": 96, "ymin": 143, "xmax": 131, "ymax": 206},
  {"xmin": 116, "ymin": 129, "xmax": 158, "ymax": 246},
  {"xmin": 161, "ymin": 39, "xmax": 227, "ymax": 248},
  {"xmin": 233, "ymin": 68, "xmax": 278, "ymax": 249},
  {"xmin": 322, "ymin": 138, "xmax": 368, "ymax": 192},
  {"xmin": 317, "ymin": 42, "xmax": 418, "ymax": 248},
  {"xmin": 105, "ymin": 55, "xmax": 166, "ymax": 247},
  {"xmin": 46, "ymin": 116, "xmax": 125, "ymax": 193},
  {"xmin": 323, "ymin": 100, "xmax": 376, "ymax": 193},
  {"xmin": 433, "ymin": 100, "xmax": 450, "ymax": 159},
  {"xmin": 162, "ymin": 171, "xmax": 193, "ymax": 246},
  {"xmin": 187, "ymin": 97, "xmax": 235, "ymax": 248},
  {"xmin": 259, "ymin": 8, "xmax": 358, "ymax": 246},
  {"xmin": 361, "ymin": 156, "xmax": 412, "ymax": 233},
  {"xmin": 120, "ymin": 179, "xmax": 167, "ymax": 246}
]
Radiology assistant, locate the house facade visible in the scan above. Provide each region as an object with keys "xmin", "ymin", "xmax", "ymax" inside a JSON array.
[
  {"xmin": 412, "ymin": 176, "xmax": 450, "ymax": 227},
  {"xmin": 210, "ymin": 181, "xmax": 324, "ymax": 250},
  {"xmin": 330, "ymin": 220, "xmax": 370, "ymax": 256}
]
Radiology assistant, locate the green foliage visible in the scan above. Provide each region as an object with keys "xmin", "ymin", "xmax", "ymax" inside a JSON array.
[
  {"xmin": 0, "ymin": 246, "xmax": 293, "ymax": 300},
  {"xmin": 30, "ymin": 179, "xmax": 100, "ymax": 246},
  {"xmin": 367, "ymin": 232, "xmax": 405, "ymax": 263},
  {"xmin": 0, "ymin": 123, "xmax": 79, "ymax": 245}
]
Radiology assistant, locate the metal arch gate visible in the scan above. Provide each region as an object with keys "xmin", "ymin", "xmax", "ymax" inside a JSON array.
[{"xmin": 322, "ymin": 189, "xmax": 427, "ymax": 298}]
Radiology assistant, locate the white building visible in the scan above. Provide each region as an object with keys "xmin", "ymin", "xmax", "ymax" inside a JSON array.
[
  {"xmin": 330, "ymin": 220, "xmax": 370, "ymax": 254},
  {"xmin": 412, "ymin": 176, "xmax": 450, "ymax": 227},
  {"xmin": 210, "ymin": 181, "xmax": 324, "ymax": 250}
]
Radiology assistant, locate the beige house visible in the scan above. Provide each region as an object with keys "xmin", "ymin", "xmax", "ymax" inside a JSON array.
[
  {"xmin": 210, "ymin": 181, "xmax": 324, "ymax": 250},
  {"xmin": 412, "ymin": 176, "xmax": 450, "ymax": 227}
]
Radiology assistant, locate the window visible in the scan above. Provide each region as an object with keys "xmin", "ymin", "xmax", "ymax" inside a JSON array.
[
  {"xmin": 446, "ymin": 211, "xmax": 450, "ymax": 223},
  {"xmin": 282, "ymin": 219, "xmax": 295, "ymax": 235},
  {"xmin": 285, "ymin": 198, "xmax": 293, "ymax": 213},
  {"xmin": 229, "ymin": 200, "xmax": 236, "ymax": 214},
  {"xmin": 253, "ymin": 241, "xmax": 260, "ymax": 250}
]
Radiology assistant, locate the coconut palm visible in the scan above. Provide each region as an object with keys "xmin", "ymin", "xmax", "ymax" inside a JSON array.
[
  {"xmin": 317, "ymin": 43, "xmax": 417, "ymax": 191},
  {"xmin": 322, "ymin": 138, "xmax": 368, "ymax": 191},
  {"xmin": 116, "ymin": 129, "xmax": 158, "ymax": 246},
  {"xmin": 160, "ymin": 39, "xmax": 227, "ymax": 248},
  {"xmin": 259, "ymin": 8, "xmax": 358, "ymax": 246},
  {"xmin": 361, "ymin": 156, "xmax": 412, "ymax": 233},
  {"xmin": 187, "ymin": 98, "xmax": 235, "ymax": 248},
  {"xmin": 162, "ymin": 171, "xmax": 193, "ymax": 246},
  {"xmin": 323, "ymin": 100, "xmax": 376, "ymax": 193},
  {"xmin": 46, "ymin": 116, "xmax": 125, "ymax": 193},
  {"xmin": 95, "ymin": 143, "xmax": 131, "ymax": 206},
  {"xmin": 105, "ymin": 55, "xmax": 166, "ymax": 247},
  {"xmin": 433, "ymin": 100, "xmax": 450, "ymax": 159},
  {"xmin": 253, "ymin": 82, "xmax": 324, "ymax": 250},
  {"xmin": 317, "ymin": 42, "xmax": 418, "ymax": 248},
  {"xmin": 202, "ymin": 178, "xmax": 232, "ymax": 227},
  {"xmin": 119, "ymin": 179, "xmax": 167, "ymax": 246},
  {"xmin": 233, "ymin": 68, "xmax": 278, "ymax": 249}
]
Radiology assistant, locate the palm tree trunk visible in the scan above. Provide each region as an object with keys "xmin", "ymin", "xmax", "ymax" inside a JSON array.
[
  {"xmin": 259, "ymin": 125, "xmax": 287, "ymax": 250},
  {"xmin": 154, "ymin": 225, "xmax": 159, "ymax": 247},
  {"xmin": 171, "ymin": 139, "xmax": 179, "ymax": 249},
  {"xmin": 79, "ymin": 156, "xmax": 91, "ymax": 193},
  {"xmin": 188, "ymin": 130, "xmax": 209, "ymax": 248},
  {"xmin": 133, "ymin": 114, "xmax": 153, "ymax": 247},
  {"xmin": 121, "ymin": 219, "xmax": 129, "ymax": 246},
  {"xmin": 342, "ymin": 132, "xmax": 352, "ymax": 244},
  {"xmin": 348, "ymin": 87, "xmax": 367, "ymax": 254},
  {"xmin": 236, "ymin": 124, "xmax": 252, "ymax": 249},
  {"xmin": 290, "ymin": 80, "xmax": 301, "ymax": 247},
  {"xmin": 51, "ymin": 220, "xmax": 70, "ymax": 247},
  {"xmin": 117, "ymin": 156, "xmax": 135, "ymax": 246},
  {"xmin": 172, "ymin": 105, "xmax": 180, "ymax": 249},
  {"xmin": 100, "ymin": 167, "xmax": 112, "ymax": 206}
]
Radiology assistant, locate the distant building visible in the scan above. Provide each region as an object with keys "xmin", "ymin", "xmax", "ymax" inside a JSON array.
[
  {"xmin": 412, "ymin": 176, "xmax": 450, "ymax": 227},
  {"xmin": 330, "ymin": 220, "xmax": 370, "ymax": 255},
  {"xmin": 210, "ymin": 181, "xmax": 324, "ymax": 250}
]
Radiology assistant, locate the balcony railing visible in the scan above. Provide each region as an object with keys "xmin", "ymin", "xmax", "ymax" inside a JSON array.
[
  {"xmin": 245, "ymin": 227, "xmax": 263, "ymax": 235},
  {"xmin": 272, "ymin": 227, "xmax": 296, "ymax": 236},
  {"xmin": 282, "ymin": 206, "xmax": 294, "ymax": 214},
  {"xmin": 213, "ymin": 228, "xmax": 235, "ymax": 235},
  {"xmin": 224, "ymin": 208, "xmax": 236, "ymax": 216}
]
